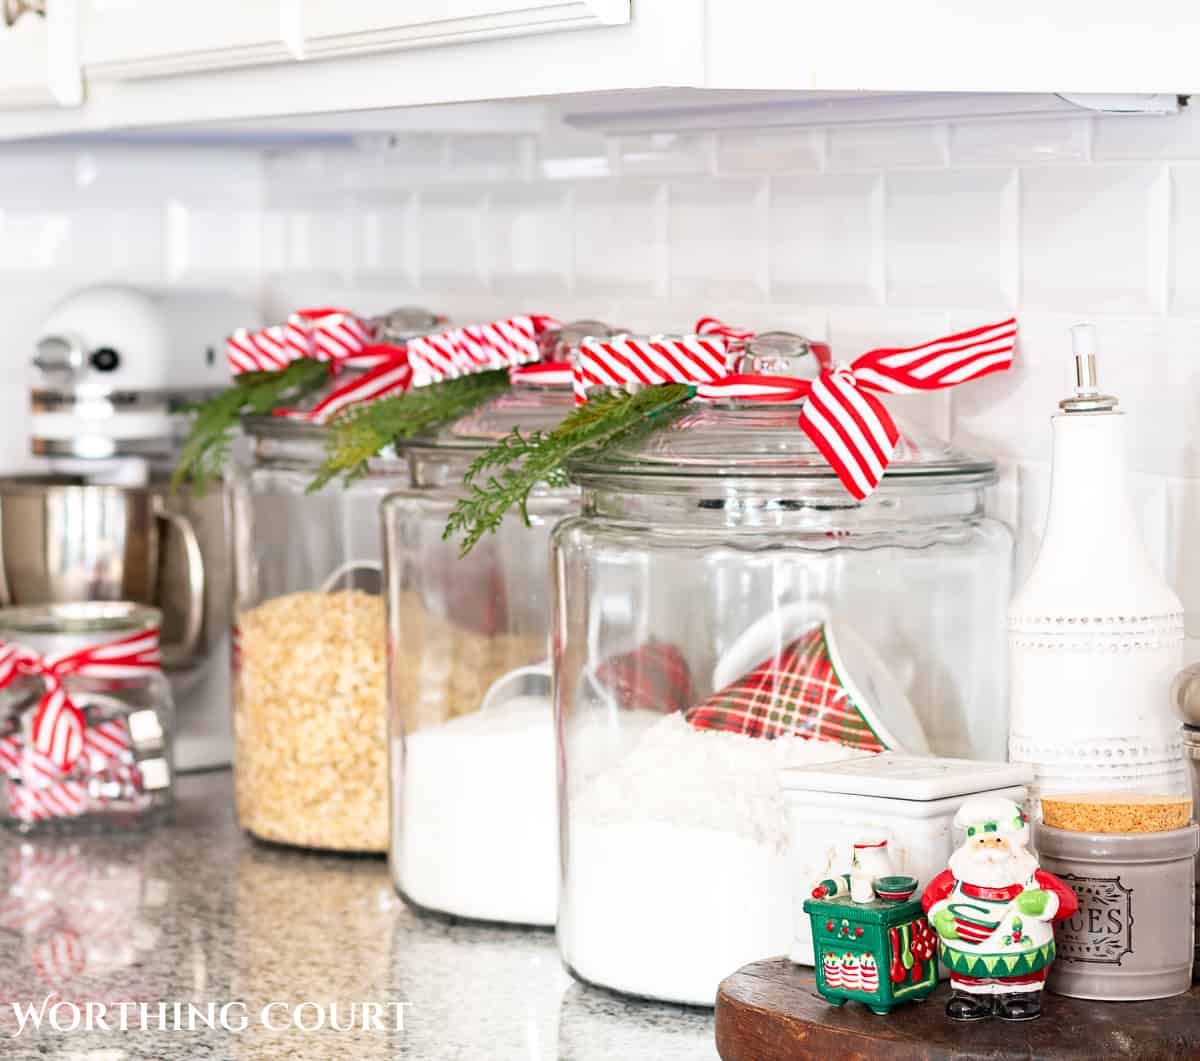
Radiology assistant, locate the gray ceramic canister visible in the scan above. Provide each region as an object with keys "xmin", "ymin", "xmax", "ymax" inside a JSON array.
[{"xmin": 1034, "ymin": 822, "xmax": 1198, "ymax": 1001}]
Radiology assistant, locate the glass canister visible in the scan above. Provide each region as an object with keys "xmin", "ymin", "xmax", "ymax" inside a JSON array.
[
  {"xmin": 230, "ymin": 386, "xmax": 414, "ymax": 854},
  {"xmin": 384, "ymin": 322, "xmax": 613, "ymax": 927},
  {"xmin": 0, "ymin": 601, "xmax": 173, "ymax": 832},
  {"xmin": 552, "ymin": 334, "xmax": 1014, "ymax": 1005}
]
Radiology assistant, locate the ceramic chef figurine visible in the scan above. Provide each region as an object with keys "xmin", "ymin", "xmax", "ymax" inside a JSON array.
[{"xmin": 921, "ymin": 795, "xmax": 1078, "ymax": 1022}]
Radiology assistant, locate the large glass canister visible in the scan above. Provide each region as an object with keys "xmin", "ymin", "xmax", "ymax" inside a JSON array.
[
  {"xmin": 0, "ymin": 601, "xmax": 174, "ymax": 832},
  {"xmin": 552, "ymin": 334, "xmax": 1014, "ymax": 1005},
  {"xmin": 231, "ymin": 382, "xmax": 414, "ymax": 854},
  {"xmin": 384, "ymin": 323, "xmax": 612, "ymax": 927}
]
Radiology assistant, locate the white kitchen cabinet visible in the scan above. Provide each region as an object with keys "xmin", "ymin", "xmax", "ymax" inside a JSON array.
[
  {"xmin": 0, "ymin": 0, "xmax": 1196, "ymax": 139},
  {"xmin": 82, "ymin": 0, "xmax": 629, "ymax": 79},
  {"xmin": 81, "ymin": 0, "xmax": 293, "ymax": 79},
  {"xmin": 0, "ymin": 0, "xmax": 82, "ymax": 110},
  {"xmin": 298, "ymin": 1, "xmax": 630, "ymax": 60}
]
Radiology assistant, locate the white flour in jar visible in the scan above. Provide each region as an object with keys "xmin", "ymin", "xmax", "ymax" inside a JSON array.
[
  {"xmin": 559, "ymin": 713, "xmax": 867, "ymax": 1006},
  {"xmin": 395, "ymin": 695, "xmax": 558, "ymax": 926}
]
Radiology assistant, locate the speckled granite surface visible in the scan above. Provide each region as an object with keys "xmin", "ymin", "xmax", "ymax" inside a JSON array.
[{"xmin": 0, "ymin": 770, "xmax": 717, "ymax": 1059}]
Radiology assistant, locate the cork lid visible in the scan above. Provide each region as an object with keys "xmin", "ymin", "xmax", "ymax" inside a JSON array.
[{"xmin": 1041, "ymin": 791, "xmax": 1193, "ymax": 834}]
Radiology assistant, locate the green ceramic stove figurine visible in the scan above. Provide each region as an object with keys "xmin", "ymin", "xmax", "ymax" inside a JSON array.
[{"xmin": 803, "ymin": 874, "xmax": 939, "ymax": 1015}]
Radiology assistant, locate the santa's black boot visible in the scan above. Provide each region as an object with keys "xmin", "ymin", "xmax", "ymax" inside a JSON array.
[
  {"xmin": 996, "ymin": 990, "xmax": 1042, "ymax": 1022},
  {"xmin": 945, "ymin": 991, "xmax": 995, "ymax": 1021}
]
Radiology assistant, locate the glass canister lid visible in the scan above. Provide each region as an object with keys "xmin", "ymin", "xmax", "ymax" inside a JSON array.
[
  {"xmin": 0, "ymin": 601, "xmax": 160, "ymax": 658},
  {"xmin": 567, "ymin": 331, "xmax": 995, "ymax": 492}
]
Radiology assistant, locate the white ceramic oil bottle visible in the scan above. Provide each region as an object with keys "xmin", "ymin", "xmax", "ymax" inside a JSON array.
[{"xmin": 1008, "ymin": 324, "xmax": 1186, "ymax": 804}]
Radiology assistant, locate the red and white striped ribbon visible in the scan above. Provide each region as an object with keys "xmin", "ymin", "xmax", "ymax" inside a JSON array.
[
  {"xmin": 8, "ymin": 781, "xmax": 88, "ymax": 822},
  {"xmin": 582, "ymin": 318, "xmax": 1017, "ymax": 500},
  {"xmin": 0, "ymin": 629, "xmax": 159, "ymax": 776},
  {"xmin": 407, "ymin": 315, "xmax": 559, "ymax": 388},
  {"xmin": 269, "ymin": 342, "xmax": 415, "ymax": 425},
  {"xmin": 225, "ymin": 308, "xmax": 374, "ymax": 375},
  {"xmin": 694, "ymin": 316, "xmax": 755, "ymax": 343},
  {"xmin": 32, "ymin": 927, "xmax": 86, "ymax": 987},
  {"xmin": 509, "ymin": 360, "xmax": 573, "ymax": 387},
  {"xmin": 573, "ymin": 332, "xmax": 729, "ymax": 402}
]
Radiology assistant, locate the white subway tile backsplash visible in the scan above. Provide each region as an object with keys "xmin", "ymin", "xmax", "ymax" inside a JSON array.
[
  {"xmin": 573, "ymin": 182, "xmax": 665, "ymax": 297},
  {"xmin": 885, "ymin": 169, "xmax": 1018, "ymax": 308},
  {"xmin": 617, "ymin": 133, "xmax": 713, "ymax": 176},
  {"xmin": 1168, "ymin": 164, "xmax": 1200, "ymax": 315},
  {"xmin": 769, "ymin": 173, "xmax": 883, "ymax": 306},
  {"xmin": 668, "ymin": 179, "xmax": 768, "ymax": 300},
  {"xmin": 949, "ymin": 119, "xmax": 1089, "ymax": 167},
  {"xmin": 1167, "ymin": 478, "xmax": 1200, "ymax": 635},
  {"xmin": 827, "ymin": 124, "xmax": 948, "ymax": 171},
  {"xmin": 717, "ymin": 130, "xmax": 824, "ymax": 175},
  {"xmin": 166, "ymin": 202, "xmax": 261, "ymax": 284},
  {"xmin": 416, "ymin": 188, "xmax": 487, "ymax": 292},
  {"xmin": 483, "ymin": 186, "xmax": 571, "ymax": 295},
  {"xmin": 359, "ymin": 196, "xmax": 418, "ymax": 285},
  {"xmin": 1093, "ymin": 108, "xmax": 1200, "ymax": 161},
  {"xmin": 447, "ymin": 135, "xmax": 531, "ymax": 182},
  {"xmin": 1020, "ymin": 163, "xmax": 1169, "ymax": 314}
]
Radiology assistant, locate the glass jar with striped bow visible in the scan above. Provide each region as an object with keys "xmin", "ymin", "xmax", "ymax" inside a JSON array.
[
  {"xmin": 551, "ymin": 328, "xmax": 1014, "ymax": 1007},
  {"xmin": 0, "ymin": 601, "xmax": 174, "ymax": 833},
  {"xmin": 382, "ymin": 320, "xmax": 616, "ymax": 929}
]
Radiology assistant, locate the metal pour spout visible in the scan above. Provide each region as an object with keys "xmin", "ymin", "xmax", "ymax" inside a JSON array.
[{"xmin": 1059, "ymin": 323, "xmax": 1118, "ymax": 413}]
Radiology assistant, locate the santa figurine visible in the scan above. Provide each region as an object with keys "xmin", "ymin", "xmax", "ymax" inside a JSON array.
[{"xmin": 920, "ymin": 795, "xmax": 1077, "ymax": 1022}]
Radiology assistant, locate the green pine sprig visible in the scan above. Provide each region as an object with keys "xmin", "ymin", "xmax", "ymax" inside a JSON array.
[
  {"xmin": 171, "ymin": 358, "xmax": 329, "ymax": 495},
  {"xmin": 444, "ymin": 383, "xmax": 694, "ymax": 556},
  {"xmin": 308, "ymin": 369, "xmax": 512, "ymax": 493}
]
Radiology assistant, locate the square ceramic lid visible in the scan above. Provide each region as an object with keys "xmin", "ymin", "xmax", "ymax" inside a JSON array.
[{"xmin": 778, "ymin": 753, "xmax": 1033, "ymax": 801}]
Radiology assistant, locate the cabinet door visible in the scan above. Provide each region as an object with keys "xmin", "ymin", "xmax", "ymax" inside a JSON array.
[
  {"xmin": 82, "ymin": 0, "xmax": 295, "ymax": 80},
  {"xmin": 298, "ymin": 0, "xmax": 630, "ymax": 58},
  {"xmin": 0, "ymin": 0, "xmax": 82, "ymax": 109}
]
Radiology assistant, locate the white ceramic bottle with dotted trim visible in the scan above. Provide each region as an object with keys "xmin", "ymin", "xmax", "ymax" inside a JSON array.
[{"xmin": 1008, "ymin": 324, "xmax": 1186, "ymax": 804}]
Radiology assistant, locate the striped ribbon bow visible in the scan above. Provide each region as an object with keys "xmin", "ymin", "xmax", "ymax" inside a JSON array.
[
  {"xmin": 406, "ymin": 314, "xmax": 560, "ymax": 387},
  {"xmin": 0, "ymin": 629, "xmax": 160, "ymax": 776},
  {"xmin": 226, "ymin": 306, "xmax": 417, "ymax": 426},
  {"xmin": 576, "ymin": 318, "xmax": 1017, "ymax": 500},
  {"xmin": 226, "ymin": 307, "xmax": 375, "ymax": 374}
]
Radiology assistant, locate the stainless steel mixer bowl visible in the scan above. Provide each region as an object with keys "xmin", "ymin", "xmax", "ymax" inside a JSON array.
[{"xmin": 0, "ymin": 475, "xmax": 208, "ymax": 669}]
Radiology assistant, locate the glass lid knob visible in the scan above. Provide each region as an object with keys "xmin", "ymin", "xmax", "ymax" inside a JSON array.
[
  {"xmin": 373, "ymin": 306, "xmax": 442, "ymax": 344},
  {"xmin": 542, "ymin": 319, "xmax": 617, "ymax": 364},
  {"xmin": 734, "ymin": 331, "xmax": 826, "ymax": 379}
]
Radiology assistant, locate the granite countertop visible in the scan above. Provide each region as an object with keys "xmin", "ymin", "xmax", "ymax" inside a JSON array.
[{"xmin": 0, "ymin": 770, "xmax": 717, "ymax": 1060}]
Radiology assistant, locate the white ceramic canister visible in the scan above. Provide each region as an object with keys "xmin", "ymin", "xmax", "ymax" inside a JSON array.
[
  {"xmin": 1009, "ymin": 325, "xmax": 1186, "ymax": 803},
  {"xmin": 777, "ymin": 754, "xmax": 1032, "ymax": 965}
]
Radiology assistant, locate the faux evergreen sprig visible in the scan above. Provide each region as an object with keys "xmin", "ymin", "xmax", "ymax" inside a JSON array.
[
  {"xmin": 444, "ymin": 383, "xmax": 694, "ymax": 555},
  {"xmin": 171, "ymin": 358, "xmax": 329, "ymax": 495},
  {"xmin": 308, "ymin": 369, "xmax": 512, "ymax": 492}
]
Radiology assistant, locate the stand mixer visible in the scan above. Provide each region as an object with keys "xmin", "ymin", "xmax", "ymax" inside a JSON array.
[{"xmin": 1, "ymin": 284, "xmax": 257, "ymax": 770}]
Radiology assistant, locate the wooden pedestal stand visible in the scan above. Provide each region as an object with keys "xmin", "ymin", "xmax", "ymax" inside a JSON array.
[{"xmin": 715, "ymin": 958, "xmax": 1200, "ymax": 1061}]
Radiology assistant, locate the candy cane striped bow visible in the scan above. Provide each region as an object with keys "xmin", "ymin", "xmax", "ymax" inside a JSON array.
[
  {"xmin": 578, "ymin": 318, "xmax": 1017, "ymax": 500},
  {"xmin": 226, "ymin": 308, "xmax": 375, "ymax": 374},
  {"xmin": 0, "ymin": 629, "xmax": 160, "ymax": 775},
  {"xmin": 406, "ymin": 315, "xmax": 560, "ymax": 388}
]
